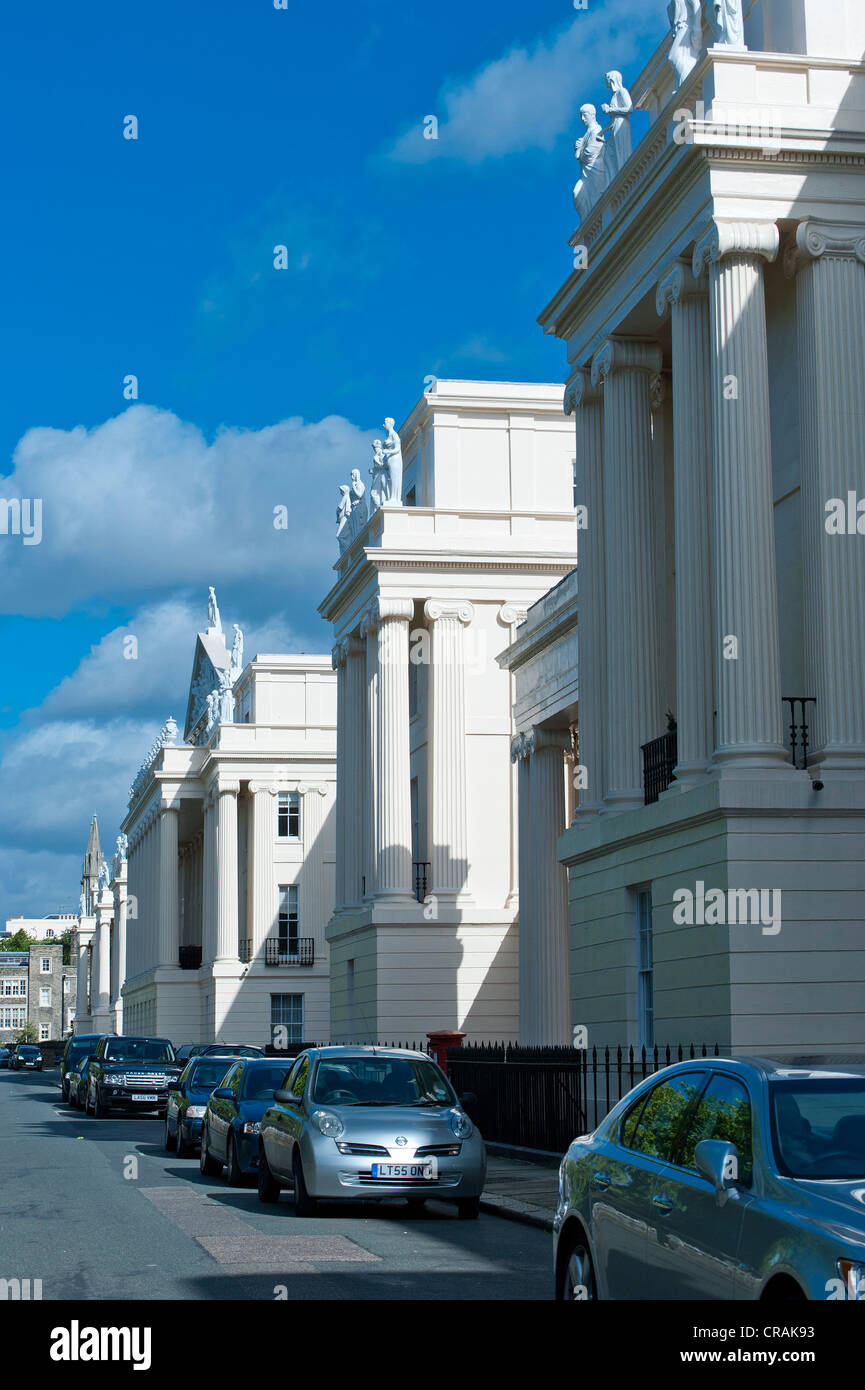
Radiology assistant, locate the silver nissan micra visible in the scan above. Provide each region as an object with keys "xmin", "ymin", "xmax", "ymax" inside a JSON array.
[{"xmin": 258, "ymin": 1045, "xmax": 486, "ymax": 1218}]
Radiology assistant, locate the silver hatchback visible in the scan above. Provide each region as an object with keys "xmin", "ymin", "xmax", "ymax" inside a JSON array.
[
  {"xmin": 258, "ymin": 1046, "xmax": 486, "ymax": 1218},
  {"xmin": 554, "ymin": 1057, "xmax": 865, "ymax": 1300}
]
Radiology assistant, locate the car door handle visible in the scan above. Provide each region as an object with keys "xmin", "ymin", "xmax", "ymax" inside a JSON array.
[
  {"xmin": 591, "ymin": 1171, "xmax": 611, "ymax": 1191},
  {"xmin": 653, "ymin": 1194, "xmax": 674, "ymax": 1215}
]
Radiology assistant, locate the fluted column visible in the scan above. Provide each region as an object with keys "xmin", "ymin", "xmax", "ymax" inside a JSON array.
[
  {"xmin": 361, "ymin": 613, "xmax": 378, "ymax": 899},
  {"xmin": 500, "ymin": 604, "xmax": 528, "ymax": 903},
  {"xmin": 76, "ymin": 932, "xmax": 90, "ymax": 1021},
  {"xmin": 157, "ymin": 803, "xmax": 180, "ymax": 967},
  {"xmin": 785, "ymin": 221, "xmax": 865, "ymax": 770},
  {"xmin": 216, "ymin": 782, "xmax": 240, "ymax": 960},
  {"xmin": 565, "ymin": 368, "xmax": 606, "ymax": 815},
  {"xmin": 424, "ymin": 599, "xmax": 473, "ymax": 898},
  {"xmin": 91, "ymin": 895, "xmax": 112, "ymax": 1023},
  {"xmin": 512, "ymin": 734, "xmax": 533, "ymax": 1034},
  {"xmin": 202, "ymin": 788, "xmax": 218, "ymax": 964},
  {"xmin": 657, "ymin": 259, "xmax": 714, "ymax": 784},
  {"xmin": 520, "ymin": 729, "xmax": 571, "ymax": 1044},
  {"xmin": 373, "ymin": 597, "xmax": 415, "ymax": 900},
  {"xmin": 301, "ymin": 784, "xmax": 327, "ymax": 955},
  {"xmin": 249, "ymin": 782, "xmax": 277, "ymax": 954},
  {"xmin": 344, "ymin": 634, "xmax": 366, "ymax": 904},
  {"xmin": 693, "ymin": 221, "xmax": 788, "ymax": 767},
  {"xmin": 332, "ymin": 642, "xmax": 348, "ymax": 911},
  {"xmin": 592, "ymin": 337, "xmax": 663, "ymax": 809}
]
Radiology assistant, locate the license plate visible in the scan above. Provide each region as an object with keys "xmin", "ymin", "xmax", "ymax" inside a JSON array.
[
  {"xmin": 371, "ymin": 1162, "xmax": 434, "ymax": 1180},
  {"xmin": 131, "ymin": 1093, "xmax": 157, "ymax": 1101}
]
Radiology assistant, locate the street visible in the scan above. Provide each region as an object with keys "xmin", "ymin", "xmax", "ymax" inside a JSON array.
[{"xmin": 0, "ymin": 1068, "xmax": 551, "ymax": 1301}]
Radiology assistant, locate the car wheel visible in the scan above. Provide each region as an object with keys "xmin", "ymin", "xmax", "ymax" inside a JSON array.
[
  {"xmin": 457, "ymin": 1196, "xmax": 480, "ymax": 1221},
  {"xmin": 292, "ymin": 1153, "xmax": 317, "ymax": 1217},
  {"xmin": 93, "ymin": 1087, "xmax": 106, "ymax": 1119},
  {"xmin": 175, "ymin": 1120, "xmax": 189, "ymax": 1159},
  {"xmin": 164, "ymin": 1116, "xmax": 176, "ymax": 1152},
  {"xmin": 557, "ymin": 1232, "xmax": 597, "ymax": 1302},
  {"xmin": 227, "ymin": 1134, "xmax": 244, "ymax": 1187},
  {"xmin": 199, "ymin": 1125, "xmax": 221, "ymax": 1177}
]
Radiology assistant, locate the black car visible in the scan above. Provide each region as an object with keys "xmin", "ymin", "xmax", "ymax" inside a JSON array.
[
  {"xmin": 0, "ymin": 1047, "xmax": 11, "ymax": 1069},
  {"xmin": 60, "ymin": 1034, "xmax": 108, "ymax": 1101},
  {"xmin": 67, "ymin": 1056, "xmax": 93, "ymax": 1109},
  {"xmin": 174, "ymin": 1044, "xmax": 207, "ymax": 1064},
  {"xmin": 200, "ymin": 1044, "xmax": 265, "ymax": 1059},
  {"xmin": 85, "ymin": 1035, "xmax": 180, "ymax": 1117},
  {"xmin": 164, "ymin": 1055, "xmax": 239, "ymax": 1156},
  {"xmin": 12, "ymin": 1045, "xmax": 43, "ymax": 1072}
]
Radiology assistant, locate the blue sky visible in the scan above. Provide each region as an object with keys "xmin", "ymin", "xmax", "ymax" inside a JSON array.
[{"xmin": 0, "ymin": 0, "xmax": 663, "ymax": 921}]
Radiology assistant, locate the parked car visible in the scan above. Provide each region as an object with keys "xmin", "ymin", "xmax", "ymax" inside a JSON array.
[
  {"xmin": 200, "ymin": 1044, "xmax": 265, "ymax": 1059},
  {"xmin": 0, "ymin": 1047, "xmax": 11, "ymax": 1069},
  {"xmin": 554, "ymin": 1056, "xmax": 865, "ymax": 1301},
  {"xmin": 174, "ymin": 1044, "xmax": 207, "ymax": 1064},
  {"xmin": 164, "ymin": 1055, "xmax": 240, "ymax": 1157},
  {"xmin": 200, "ymin": 1057, "xmax": 293, "ymax": 1184},
  {"xmin": 256, "ymin": 1046, "xmax": 485, "ymax": 1217},
  {"xmin": 67, "ymin": 1056, "xmax": 93, "ymax": 1110},
  {"xmin": 85, "ymin": 1035, "xmax": 181, "ymax": 1117},
  {"xmin": 60, "ymin": 1034, "xmax": 107, "ymax": 1101},
  {"xmin": 11, "ymin": 1045, "xmax": 43, "ymax": 1072}
]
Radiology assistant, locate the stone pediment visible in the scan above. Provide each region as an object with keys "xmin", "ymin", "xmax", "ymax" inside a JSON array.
[{"xmin": 184, "ymin": 631, "xmax": 231, "ymax": 744}]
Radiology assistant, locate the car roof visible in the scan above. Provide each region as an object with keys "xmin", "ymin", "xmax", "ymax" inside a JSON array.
[
  {"xmin": 303, "ymin": 1045, "xmax": 433, "ymax": 1061},
  {"xmin": 645, "ymin": 1056, "xmax": 865, "ymax": 1084}
]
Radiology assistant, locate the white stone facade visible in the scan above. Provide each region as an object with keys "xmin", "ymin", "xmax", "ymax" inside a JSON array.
[{"xmin": 320, "ymin": 380, "xmax": 578, "ymax": 1042}]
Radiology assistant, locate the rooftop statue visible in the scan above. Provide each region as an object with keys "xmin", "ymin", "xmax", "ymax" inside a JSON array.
[
  {"xmin": 206, "ymin": 689, "xmax": 219, "ymax": 732},
  {"xmin": 667, "ymin": 0, "xmax": 703, "ymax": 89},
  {"xmin": 705, "ymin": 0, "xmax": 745, "ymax": 49},
  {"xmin": 369, "ymin": 439, "xmax": 389, "ymax": 510},
  {"xmin": 336, "ymin": 485, "xmax": 352, "ymax": 551},
  {"xmin": 602, "ymin": 72, "xmax": 633, "ymax": 182},
  {"xmin": 381, "ymin": 419, "xmax": 404, "ymax": 504},
  {"xmin": 115, "ymin": 833, "xmax": 128, "ymax": 863},
  {"xmin": 97, "ymin": 860, "xmax": 111, "ymax": 894},
  {"xmin": 218, "ymin": 667, "xmax": 235, "ymax": 725},
  {"xmin": 573, "ymin": 105, "xmax": 607, "ymax": 220},
  {"xmin": 207, "ymin": 586, "xmax": 222, "ymax": 633},
  {"xmin": 230, "ymin": 623, "xmax": 244, "ymax": 677}
]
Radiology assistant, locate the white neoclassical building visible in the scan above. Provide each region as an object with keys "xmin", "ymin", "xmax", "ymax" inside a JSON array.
[
  {"xmin": 505, "ymin": 0, "xmax": 865, "ymax": 1056},
  {"xmin": 320, "ymin": 380, "xmax": 578, "ymax": 1041},
  {"xmin": 89, "ymin": 595, "xmax": 339, "ymax": 1046}
]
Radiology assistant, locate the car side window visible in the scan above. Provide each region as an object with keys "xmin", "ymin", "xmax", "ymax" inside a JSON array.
[
  {"xmin": 629, "ymin": 1073, "xmax": 707, "ymax": 1161},
  {"xmin": 291, "ymin": 1056, "xmax": 310, "ymax": 1100},
  {"xmin": 230, "ymin": 1065, "xmax": 243, "ymax": 1098},
  {"xmin": 620, "ymin": 1094, "xmax": 649, "ymax": 1148},
  {"xmin": 677, "ymin": 1073, "xmax": 754, "ymax": 1185},
  {"xmin": 220, "ymin": 1064, "xmax": 240, "ymax": 1092}
]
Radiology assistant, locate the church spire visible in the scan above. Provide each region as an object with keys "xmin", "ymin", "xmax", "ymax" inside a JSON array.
[{"xmin": 81, "ymin": 814, "xmax": 104, "ymax": 914}]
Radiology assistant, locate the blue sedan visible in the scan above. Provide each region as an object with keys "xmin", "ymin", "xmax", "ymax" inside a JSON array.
[
  {"xmin": 164, "ymin": 1055, "xmax": 239, "ymax": 1157},
  {"xmin": 200, "ymin": 1057, "xmax": 289, "ymax": 1185}
]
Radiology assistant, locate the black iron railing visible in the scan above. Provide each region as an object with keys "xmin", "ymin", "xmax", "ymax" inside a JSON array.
[
  {"xmin": 413, "ymin": 861, "xmax": 430, "ymax": 903},
  {"xmin": 783, "ymin": 697, "xmax": 816, "ymax": 770},
  {"xmin": 239, "ymin": 939, "xmax": 253, "ymax": 963},
  {"xmin": 641, "ymin": 731, "xmax": 678, "ymax": 805},
  {"xmin": 265, "ymin": 937, "xmax": 314, "ymax": 968},
  {"xmin": 178, "ymin": 945, "xmax": 202, "ymax": 970}
]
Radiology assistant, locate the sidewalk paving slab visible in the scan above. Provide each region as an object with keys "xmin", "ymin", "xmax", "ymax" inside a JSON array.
[{"xmin": 481, "ymin": 1154, "xmax": 558, "ymax": 1232}]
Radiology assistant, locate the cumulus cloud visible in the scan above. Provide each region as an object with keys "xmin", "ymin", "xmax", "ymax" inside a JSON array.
[{"xmin": 385, "ymin": 5, "xmax": 661, "ymax": 164}]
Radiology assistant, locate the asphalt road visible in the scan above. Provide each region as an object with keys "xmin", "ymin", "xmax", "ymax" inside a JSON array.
[{"xmin": 0, "ymin": 1067, "xmax": 552, "ymax": 1301}]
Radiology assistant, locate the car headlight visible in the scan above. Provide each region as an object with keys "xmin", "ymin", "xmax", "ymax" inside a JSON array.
[
  {"xmin": 186, "ymin": 1106, "xmax": 207, "ymax": 1119},
  {"xmin": 242, "ymin": 1121, "xmax": 261, "ymax": 1135},
  {"xmin": 312, "ymin": 1109, "xmax": 344, "ymax": 1138},
  {"xmin": 838, "ymin": 1259, "xmax": 865, "ymax": 1300},
  {"xmin": 449, "ymin": 1109, "xmax": 473, "ymax": 1139}
]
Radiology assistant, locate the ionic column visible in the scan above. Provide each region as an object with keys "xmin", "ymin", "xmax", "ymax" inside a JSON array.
[
  {"xmin": 500, "ymin": 604, "xmax": 528, "ymax": 903},
  {"xmin": 693, "ymin": 221, "xmax": 788, "ymax": 767},
  {"xmin": 157, "ymin": 803, "xmax": 180, "ymax": 967},
  {"xmin": 344, "ymin": 634, "xmax": 366, "ymax": 904},
  {"xmin": 512, "ymin": 734, "xmax": 534, "ymax": 1036},
  {"xmin": 522, "ymin": 729, "xmax": 571, "ymax": 1045},
  {"xmin": 657, "ymin": 259, "xmax": 714, "ymax": 784},
  {"xmin": 76, "ymin": 932, "xmax": 90, "ymax": 1019},
  {"xmin": 373, "ymin": 597, "xmax": 415, "ymax": 900},
  {"xmin": 92, "ymin": 896, "xmax": 112, "ymax": 1023},
  {"xmin": 785, "ymin": 221, "xmax": 865, "ymax": 770},
  {"xmin": 216, "ymin": 782, "xmax": 240, "ymax": 960},
  {"xmin": 592, "ymin": 337, "xmax": 663, "ymax": 809},
  {"xmin": 360, "ymin": 613, "xmax": 378, "ymax": 898},
  {"xmin": 113, "ymin": 884, "xmax": 128, "ymax": 1031},
  {"xmin": 332, "ymin": 642, "xmax": 348, "ymax": 911},
  {"xmin": 565, "ymin": 368, "xmax": 606, "ymax": 815},
  {"xmin": 202, "ymin": 788, "xmax": 218, "ymax": 964},
  {"xmin": 424, "ymin": 599, "xmax": 474, "ymax": 899},
  {"xmin": 301, "ymin": 784, "xmax": 327, "ymax": 955},
  {"xmin": 249, "ymin": 782, "xmax": 277, "ymax": 954}
]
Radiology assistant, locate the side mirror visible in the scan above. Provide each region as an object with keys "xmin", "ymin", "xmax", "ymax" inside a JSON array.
[
  {"xmin": 274, "ymin": 1089, "xmax": 300, "ymax": 1104},
  {"xmin": 211, "ymin": 1087, "xmax": 233, "ymax": 1100},
  {"xmin": 695, "ymin": 1139, "xmax": 740, "ymax": 1207}
]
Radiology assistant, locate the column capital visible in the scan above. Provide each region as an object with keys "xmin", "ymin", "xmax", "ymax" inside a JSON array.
[
  {"xmin": 374, "ymin": 596, "xmax": 415, "ymax": 626},
  {"xmin": 591, "ymin": 337, "xmax": 662, "ymax": 388},
  {"xmin": 158, "ymin": 794, "xmax": 182, "ymax": 815},
  {"xmin": 532, "ymin": 726, "xmax": 572, "ymax": 755},
  {"xmin": 656, "ymin": 257, "xmax": 706, "ymax": 319},
  {"xmin": 650, "ymin": 371, "xmax": 670, "ymax": 412},
  {"xmin": 248, "ymin": 780, "xmax": 278, "ymax": 797},
  {"xmin": 783, "ymin": 219, "xmax": 865, "ymax": 277},
  {"xmin": 511, "ymin": 732, "xmax": 532, "ymax": 763},
  {"xmin": 423, "ymin": 599, "xmax": 474, "ymax": 626},
  {"xmin": 564, "ymin": 368, "xmax": 602, "ymax": 413},
  {"xmin": 693, "ymin": 220, "xmax": 779, "ymax": 278},
  {"xmin": 331, "ymin": 641, "xmax": 348, "ymax": 670},
  {"xmin": 216, "ymin": 780, "xmax": 240, "ymax": 798},
  {"xmin": 498, "ymin": 603, "xmax": 528, "ymax": 628},
  {"xmin": 297, "ymin": 782, "xmax": 328, "ymax": 797}
]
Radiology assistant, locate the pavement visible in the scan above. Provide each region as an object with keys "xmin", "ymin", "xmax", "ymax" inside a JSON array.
[{"xmin": 480, "ymin": 1151, "xmax": 559, "ymax": 1231}]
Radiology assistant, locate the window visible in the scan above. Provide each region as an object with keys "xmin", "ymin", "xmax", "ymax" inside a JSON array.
[
  {"xmin": 278, "ymin": 791, "xmax": 300, "ymax": 839},
  {"xmin": 39, "ymin": 987, "xmax": 52, "ymax": 1008},
  {"xmin": 41, "ymin": 957, "xmax": 51, "ymax": 974},
  {"xmin": 45, "ymin": 929, "xmax": 55, "ymax": 939},
  {"xmin": 3, "ymin": 979, "xmax": 25, "ymax": 997},
  {"xmin": 39, "ymin": 1025, "xmax": 50, "ymax": 1041},
  {"xmin": 677, "ymin": 1073, "xmax": 753, "ymax": 1185},
  {"xmin": 628, "ymin": 1073, "xmax": 707, "ymax": 1162},
  {"xmin": 572, "ymin": 458, "xmax": 579, "ymax": 509},
  {"xmin": 271, "ymin": 994, "xmax": 304, "ymax": 1047},
  {"xmin": 636, "ymin": 891, "xmax": 654, "ymax": 1050},
  {"xmin": 277, "ymin": 885, "xmax": 299, "ymax": 953}
]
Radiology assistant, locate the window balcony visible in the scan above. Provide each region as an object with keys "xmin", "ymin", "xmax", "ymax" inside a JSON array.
[
  {"xmin": 641, "ymin": 731, "xmax": 677, "ymax": 805},
  {"xmin": 264, "ymin": 937, "xmax": 314, "ymax": 968},
  {"xmin": 413, "ymin": 861, "xmax": 430, "ymax": 904}
]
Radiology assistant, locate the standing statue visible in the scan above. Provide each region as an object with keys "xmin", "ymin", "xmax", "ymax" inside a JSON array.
[
  {"xmin": 336, "ymin": 485, "xmax": 353, "ymax": 551},
  {"xmin": 78, "ymin": 891, "xmax": 87, "ymax": 917},
  {"xmin": 349, "ymin": 469, "xmax": 369, "ymax": 529},
  {"xmin": 207, "ymin": 586, "xmax": 222, "ymax": 633},
  {"xmin": 206, "ymin": 689, "xmax": 219, "ymax": 732},
  {"xmin": 705, "ymin": 0, "xmax": 745, "ymax": 48},
  {"xmin": 667, "ymin": 0, "xmax": 704, "ymax": 88},
  {"xmin": 602, "ymin": 72, "xmax": 634, "ymax": 182},
  {"xmin": 97, "ymin": 860, "xmax": 111, "ymax": 895},
  {"xmin": 115, "ymin": 833, "xmax": 128, "ymax": 863},
  {"xmin": 381, "ymin": 419, "xmax": 403, "ymax": 505},
  {"xmin": 218, "ymin": 666, "xmax": 235, "ymax": 725},
  {"xmin": 369, "ymin": 439, "xmax": 389, "ymax": 510},
  {"xmin": 230, "ymin": 624, "xmax": 244, "ymax": 676},
  {"xmin": 573, "ymin": 105, "xmax": 607, "ymax": 218}
]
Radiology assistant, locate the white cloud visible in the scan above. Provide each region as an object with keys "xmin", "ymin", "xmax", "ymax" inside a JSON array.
[{"xmin": 385, "ymin": 6, "xmax": 662, "ymax": 164}]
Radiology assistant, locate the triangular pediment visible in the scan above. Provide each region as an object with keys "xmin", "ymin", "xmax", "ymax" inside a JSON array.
[{"xmin": 184, "ymin": 631, "xmax": 231, "ymax": 743}]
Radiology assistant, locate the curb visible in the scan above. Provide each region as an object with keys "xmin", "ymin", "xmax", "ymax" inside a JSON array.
[{"xmin": 480, "ymin": 1194, "xmax": 554, "ymax": 1232}]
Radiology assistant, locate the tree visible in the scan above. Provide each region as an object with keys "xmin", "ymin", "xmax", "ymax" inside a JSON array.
[
  {"xmin": 14, "ymin": 1022, "xmax": 38, "ymax": 1044},
  {"xmin": 1, "ymin": 929, "xmax": 31, "ymax": 952}
]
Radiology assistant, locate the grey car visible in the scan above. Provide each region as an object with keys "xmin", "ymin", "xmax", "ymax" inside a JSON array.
[
  {"xmin": 257, "ymin": 1046, "xmax": 485, "ymax": 1218},
  {"xmin": 554, "ymin": 1057, "xmax": 865, "ymax": 1300}
]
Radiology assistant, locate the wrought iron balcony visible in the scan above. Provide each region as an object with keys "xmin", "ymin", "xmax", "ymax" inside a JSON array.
[
  {"xmin": 413, "ymin": 861, "xmax": 430, "ymax": 904},
  {"xmin": 264, "ymin": 937, "xmax": 314, "ymax": 968},
  {"xmin": 641, "ymin": 731, "xmax": 677, "ymax": 805},
  {"xmin": 783, "ymin": 697, "xmax": 816, "ymax": 770},
  {"xmin": 178, "ymin": 945, "xmax": 202, "ymax": 970},
  {"xmin": 239, "ymin": 938, "xmax": 253, "ymax": 964}
]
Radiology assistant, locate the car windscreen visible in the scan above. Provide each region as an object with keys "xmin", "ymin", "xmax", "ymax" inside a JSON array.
[
  {"xmin": 206, "ymin": 1046, "xmax": 262, "ymax": 1058},
  {"xmin": 102, "ymin": 1039, "xmax": 176, "ymax": 1064},
  {"xmin": 242, "ymin": 1064, "xmax": 290, "ymax": 1101},
  {"xmin": 770, "ymin": 1079, "xmax": 865, "ymax": 1179},
  {"xmin": 19, "ymin": 1047, "xmax": 40, "ymax": 1056},
  {"xmin": 188, "ymin": 1061, "xmax": 236, "ymax": 1089},
  {"xmin": 311, "ymin": 1056, "xmax": 456, "ymax": 1107}
]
